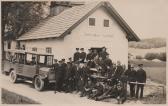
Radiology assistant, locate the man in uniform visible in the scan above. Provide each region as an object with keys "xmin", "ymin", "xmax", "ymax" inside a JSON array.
[
  {"xmin": 92, "ymin": 49, "xmax": 98, "ymax": 59},
  {"xmin": 136, "ymin": 64, "xmax": 146, "ymax": 99},
  {"xmin": 90, "ymin": 82, "xmax": 104, "ymax": 100},
  {"xmin": 53, "ymin": 59, "xmax": 59, "ymax": 93},
  {"xmin": 61, "ymin": 59, "xmax": 67, "ymax": 91},
  {"xmin": 99, "ymin": 47, "xmax": 108, "ymax": 60},
  {"xmin": 55, "ymin": 60, "xmax": 64, "ymax": 92},
  {"xmin": 113, "ymin": 61, "xmax": 124, "ymax": 80},
  {"xmin": 73, "ymin": 48, "xmax": 80, "ymax": 62},
  {"xmin": 64, "ymin": 59, "xmax": 72, "ymax": 92},
  {"xmin": 79, "ymin": 48, "xmax": 86, "ymax": 63},
  {"xmin": 86, "ymin": 49, "xmax": 93, "ymax": 61},
  {"xmin": 104, "ymin": 54, "xmax": 113, "ymax": 77},
  {"xmin": 53, "ymin": 59, "xmax": 59, "ymax": 69},
  {"xmin": 125, "ymin": 64, "xmax": 137, "ymax": 97}
]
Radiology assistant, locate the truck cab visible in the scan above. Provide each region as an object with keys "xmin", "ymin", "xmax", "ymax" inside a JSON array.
[{"xmin": 3, "ymin": 49, "xmax": 55, "ymax": 91}]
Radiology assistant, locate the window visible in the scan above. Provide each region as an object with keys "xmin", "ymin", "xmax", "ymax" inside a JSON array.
[
  {"xmin": 46, "ymin": 47, "xmax": 52, "ymax": 54},
  {"xmin": 32, "ymin": 47, "xmax": 37, "ymax": 52},
  {"xmin": 89, "ymin": 18, "xmax": 95, "ymax": 26},
  {"xmin": 104, "ymin": 19, "xmax": 109, "ymax": 27}
]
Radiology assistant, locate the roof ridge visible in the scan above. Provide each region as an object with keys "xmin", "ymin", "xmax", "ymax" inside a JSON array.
[{"xmin": 17, "ymin": 1, "xmax": 140, "ymax": 41}]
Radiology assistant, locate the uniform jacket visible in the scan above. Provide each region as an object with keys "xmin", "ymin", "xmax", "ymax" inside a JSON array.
[
  {"xmin": 125, "ymin": 69, "xmax": 137, "ymax": 82},
  {"xmin": 99, "ymin": 51, "xmax": 108, "ymax": 60},
  {"xmin": 73, "ymin": 52, "xmax": 80, "ymax": 62},
  {"xmin": 136, "ymin": 69, "xmax": 146, "ymax": 83},
  {"xmin": 79, "ymin": 52, "xmax": 86, "ymax": 63}
]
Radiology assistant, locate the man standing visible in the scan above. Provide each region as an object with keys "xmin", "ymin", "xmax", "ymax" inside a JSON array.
[
  {"xmin": 104, "ymin": 54, "xmax": 113, "ymax": 77},
  {"xmin": 113, "ymin": 61, "xmax": 124, "ymax": 80},
  {"xmin": 79, "ymin": 48, "xmax": 86, "ymax": 63},
  {"xmin": 61, "ymin": 59, "xmax": 67, "ymax": 91},
  {"xmin": 125, "ymin": 65, "xmax": 137, "ymax": 97},
  {"xmin": 55, "ymin": 60, "xmax": 64, "ymax": 92},
  {"xmin": 86, "ymin": 49, "xmax": 93, "ymax": 61},
  {"xmin": 73, "ymin": 48, "xmax": 80, "ymax": 62},
  {"xmin": 99, "ymin": 47, "xmax": 108, "ymax": 60},
  {"xmin": 136, "ymin": 64, "xmax": 146, "ymax": 99},
  {"xmin": 53, "ymin": 59, "xmax": 59, "ymax": 93}
]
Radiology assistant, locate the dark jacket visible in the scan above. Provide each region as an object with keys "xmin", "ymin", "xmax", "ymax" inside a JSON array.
[
  {"xmin": 114, "ymin": 65, "xmax": 124, "ymax": 79},
  {"xmin": 86, "ymin": 53, "xmax": 92, "ymax": 61},
  {"xmin": 87, "ymin": 60, "xmax": 96, "ymax": 68},
  {"xmin": 79, "ymin": 52, "xmax": 86, "ymax": 63},
  {"xmin": 73, "ymin": 52, "xmax": 80, "ymax": 62},
  {"xmin": 136, "ymin": 69, "xmax": 146, "ymax": 83},
  {"xmin": 99, "ymin": 51, "xmax": 108, "ymax": 60},
  {"xmin": 104, "ymin": 58, "xmax": 113, "ymax": 67},
  {"xmin": 126, "ymin": 69, "xmax": 137, "ymax": 82}
]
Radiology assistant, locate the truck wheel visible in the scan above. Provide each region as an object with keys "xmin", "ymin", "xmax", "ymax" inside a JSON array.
[
  {"xmin": 10, "ymin": 70, "xmax": 17, "ymax": 83},
  {"xmin": 34, "ymin": 76, "xmax": 45, "ymax": 91}
]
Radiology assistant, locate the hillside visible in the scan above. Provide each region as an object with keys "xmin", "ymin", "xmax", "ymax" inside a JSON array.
[{"xmin": 129, "ymin": 37, "xmax": 166, "ymax": 49}]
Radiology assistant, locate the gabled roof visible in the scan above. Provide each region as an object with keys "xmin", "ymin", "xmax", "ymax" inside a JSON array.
[{"xmin": 17, "ymin": 1, "xmax": 140, "ymax": 41}]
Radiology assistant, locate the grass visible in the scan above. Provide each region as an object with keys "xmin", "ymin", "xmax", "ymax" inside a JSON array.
[
  {"xmin": 129, "ymin": 59, "xmax": 166, "ymax": 67},
  {"xmin": 142, "ymin": 92, "xmax": 166, "ymax": 104},
  {"xmin": 144, "ymin": 67, "xmax": 166, "ymax": 84},
  {"xmin": 1, "ymin": 88, "xmax": 40, "ymax": 104},
  {"xmin": 129, "ymin": 59, "xmax": 166, "ymax": 84}
]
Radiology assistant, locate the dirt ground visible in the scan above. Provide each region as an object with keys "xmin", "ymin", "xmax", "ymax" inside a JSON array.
[{"xmin": 0, "ymin": 74, "xmax": 166, "ymax": 104}]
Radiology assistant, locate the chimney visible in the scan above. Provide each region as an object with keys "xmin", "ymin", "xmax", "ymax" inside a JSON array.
[{"xmin": 49, "ymin": 1, "xmax": 84, "ymax": 16}]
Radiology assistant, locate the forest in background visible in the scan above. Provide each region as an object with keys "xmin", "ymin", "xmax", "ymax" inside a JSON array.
[{"xmin": 129, "ymin": 37, "xmax": 166, "ymax": 49}]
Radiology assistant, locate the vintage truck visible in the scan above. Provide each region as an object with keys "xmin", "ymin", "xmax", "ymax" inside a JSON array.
[{"xmin": 2, "ymin": 49, "xmax": 55, "ymax": 91}]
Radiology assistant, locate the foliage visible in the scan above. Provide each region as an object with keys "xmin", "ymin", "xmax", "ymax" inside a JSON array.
[
  {"xmin": 136, "ymin": 55, "xmax": 143, "ymax": 59},
  {"xmin": 129, "ymin": 38, "xmax": 166, "ymax": 49},
  {"xmin": 1, "ymin": 2, "xmax": 48, "ymax": 38},
  {"xmin": 144, "ymin": 52, "xmax": 166, "ymax": 61}
]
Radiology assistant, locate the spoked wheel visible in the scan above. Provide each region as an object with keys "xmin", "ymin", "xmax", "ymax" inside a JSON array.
[
  {"xmin": 34, "ymin": 76, "xmax": 45, "ymax": 91},
  {"xmin": 10, "ymin": 70, "xmax": 18, "ymax": 83}
]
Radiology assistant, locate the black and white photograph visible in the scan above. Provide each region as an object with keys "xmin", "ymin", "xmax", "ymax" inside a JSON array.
[{"xmin": 0, "ymin": 0, "xmax": 167, "ymax": 105}]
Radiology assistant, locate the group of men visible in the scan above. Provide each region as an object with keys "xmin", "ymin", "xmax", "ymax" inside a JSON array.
[
  {"xmin": 125, "ymin": 63, "xmax": 147, "ymax": 99},
  {"xmin": 52, "ymin": 47, "xmax": 147, "ymax": 103}
]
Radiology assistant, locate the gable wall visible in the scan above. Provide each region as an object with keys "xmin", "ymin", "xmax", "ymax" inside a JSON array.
[{"xmin": 20, "ymin": 6, "xmax": 128, "ymax": 66}]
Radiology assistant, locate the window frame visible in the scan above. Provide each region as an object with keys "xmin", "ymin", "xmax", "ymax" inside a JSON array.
[
  {"xmin": 89, "ymin": 18, "xmax": 95, "ymax": 26},
  {"xmin": 32, "ymin": 47, "xmax": 37, "ymax": 52},
  {"xmin": 46, "ymin": 47, "xmax": 52, "ymax": 54},
  {"xmin": 104, "ymin": 19, "xmax": 110, "ymax": 27}
]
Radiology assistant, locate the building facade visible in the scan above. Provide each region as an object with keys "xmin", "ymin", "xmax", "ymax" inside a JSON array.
[{"xmin": 17, "ymin": 1, "xmax": 140, "ymax": 66}]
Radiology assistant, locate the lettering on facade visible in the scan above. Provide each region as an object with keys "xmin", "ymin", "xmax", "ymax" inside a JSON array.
[{"xmin": 85, "ymin": 33, "xmax": 114, "ymax": 38}]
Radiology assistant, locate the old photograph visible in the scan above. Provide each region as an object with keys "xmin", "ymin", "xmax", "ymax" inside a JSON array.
[{"xmin": 1, "ymin": 0, "xmax": 167, "ymax": 105}]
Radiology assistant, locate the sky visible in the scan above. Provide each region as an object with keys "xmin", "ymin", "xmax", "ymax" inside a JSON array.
[
  {"xmin": 2, "ymin": 0, "xmax": 168, "ymax": 39},
  {"xmin": 75, "ymin": 0, "xmax": 168, "ymax": 39}
]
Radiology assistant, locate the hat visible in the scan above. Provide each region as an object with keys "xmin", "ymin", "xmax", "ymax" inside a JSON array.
[
  {"xmin": 54, "ymin": 59, "xmax": 58, "ymax": 62},
  {"xmin": 76, "ymin": 48, "xmax": 79, "ymax": 50},
  {"xmin": 138, "ymin": 64, "xmax": 143, "ymax": 67},
  {"xmin": 102, "ymin": 46, "xmax": 106, "ymax": 49},
  {"xmin": 80, "ymin": 48, "xmax": 84, "ymax": 50}
]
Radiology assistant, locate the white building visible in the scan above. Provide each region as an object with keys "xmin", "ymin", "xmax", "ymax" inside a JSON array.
[{"xmin": 17, "ymin": 1, "xmax": 140, "ymax": 66}]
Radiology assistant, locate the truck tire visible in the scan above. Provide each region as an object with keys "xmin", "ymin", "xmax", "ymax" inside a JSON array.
[
  {"xmin": 10, "ymin": 70, "xmax": 18, "ymax": 83},
  {"xmin": 34, "ymin": 76, "xmax": 45, "ymax": 91}
]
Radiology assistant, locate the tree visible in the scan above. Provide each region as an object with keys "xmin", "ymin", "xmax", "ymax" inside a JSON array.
[
  {"xmin": 144, "ymin": 53, "xmax": 158, "ymax": 60},
  {"xmin": 157, "ymin": 52, "xmax": 166, "ymax": 61},
  {"xmin": 1, "ymin": 2, "xmax": 48, "ymax": 60}
]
